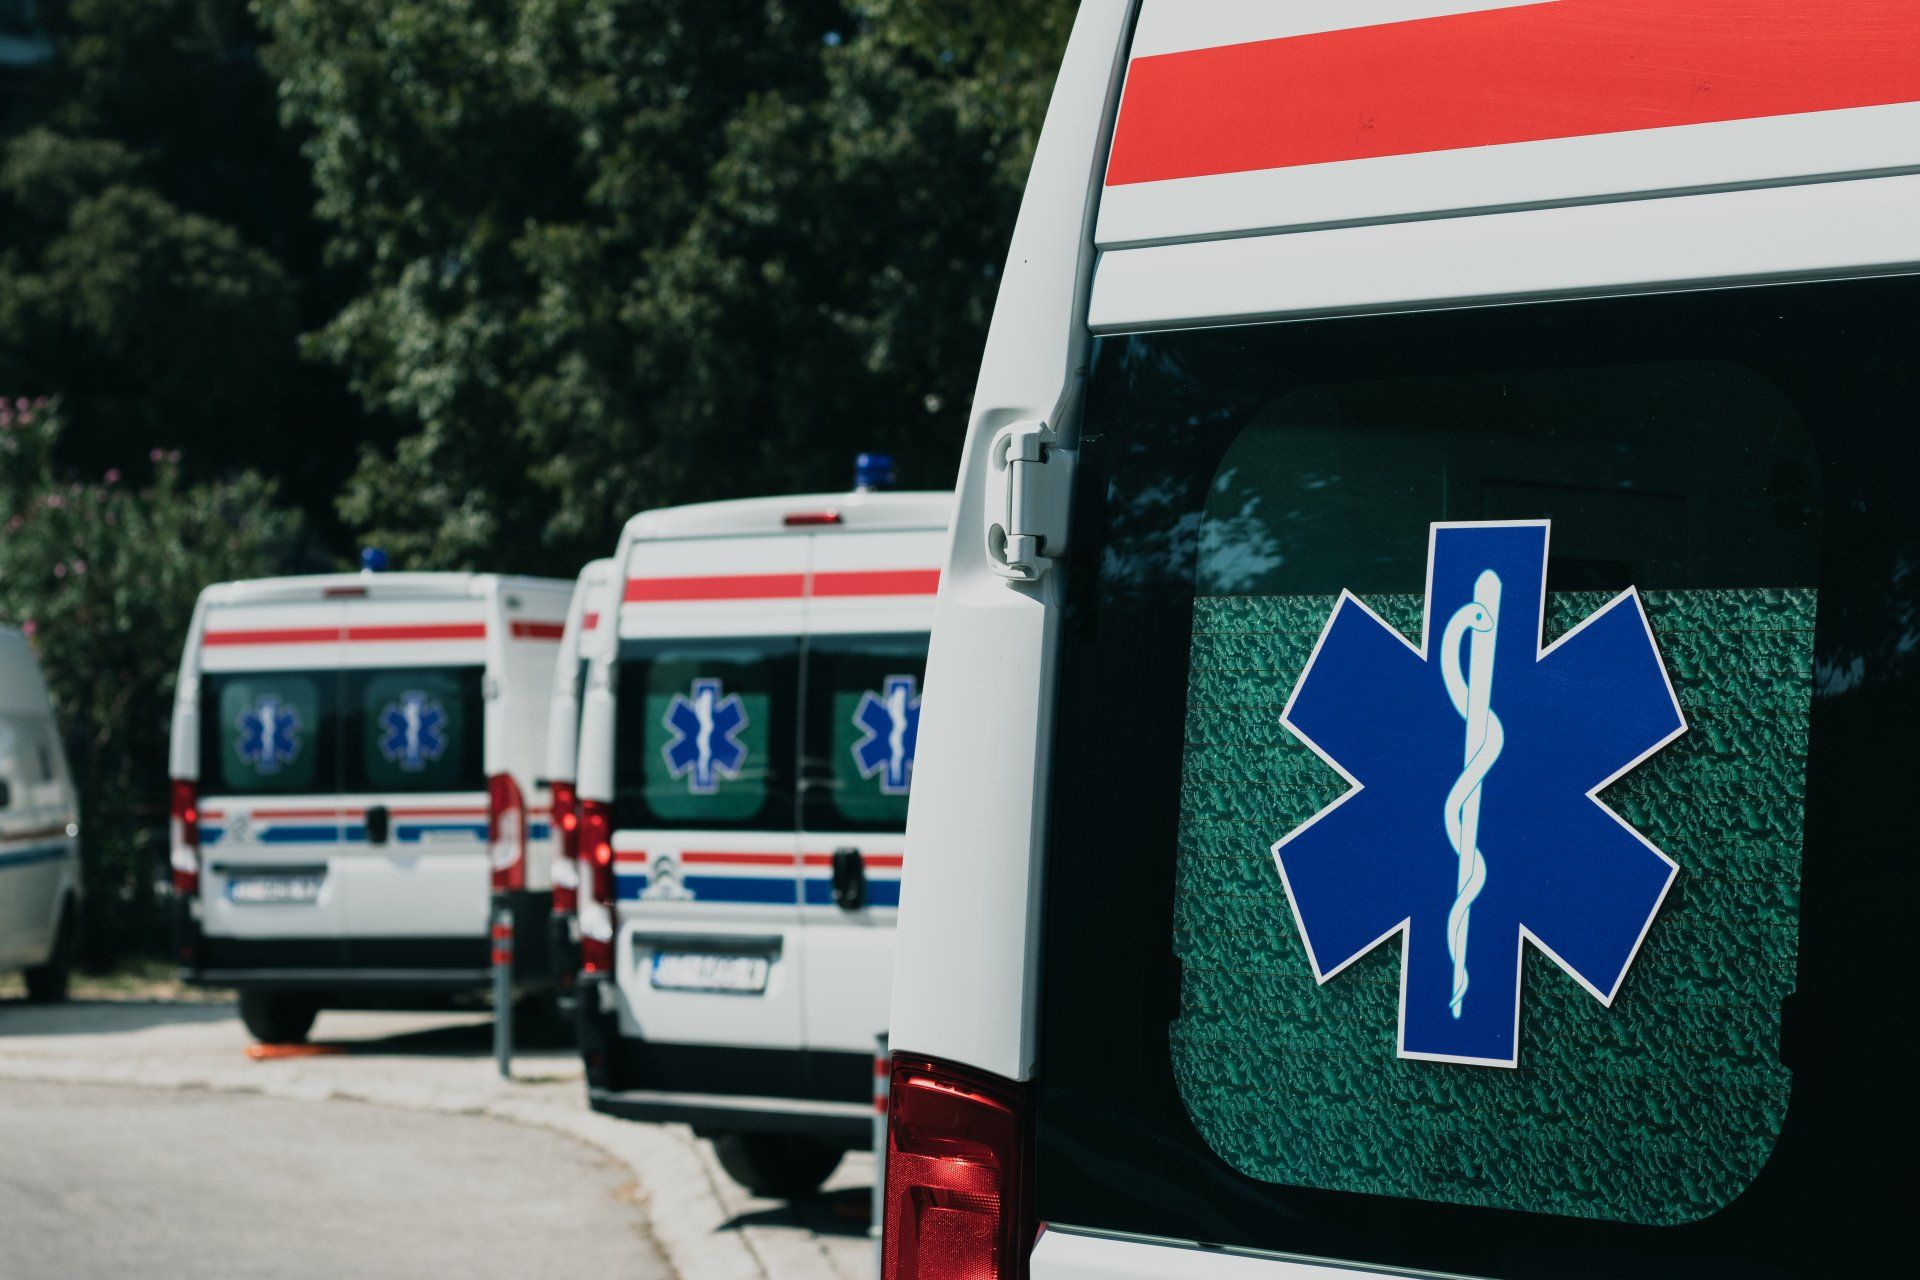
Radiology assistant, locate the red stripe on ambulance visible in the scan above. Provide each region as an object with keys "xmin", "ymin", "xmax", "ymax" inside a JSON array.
[
  {"xmin": 203, "ymin": 622, "xmax": 489, "ymax": 646},
  {"xmin": 625, "ymin": 569, "xmax": 939, "ymax": 603},
  {"xmin": 1106, "ymin": 0, "xmax": 1920, "ymax": 186}
]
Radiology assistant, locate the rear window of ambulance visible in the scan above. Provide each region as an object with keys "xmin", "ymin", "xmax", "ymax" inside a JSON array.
[
  {"xmin": 801, "ymin": 634, "xmax": 929, "ymax": 833},
  {"xmin": 202, "ymin": 667, "xmax": 483, "ymax": 796},
  {"xmin": 614, "ymin": 639, "xmax": 797, "ymax": 831},
  {"xmin": 1035, "ymin": 275, "xmax": 1917, "ymax": 1277}
]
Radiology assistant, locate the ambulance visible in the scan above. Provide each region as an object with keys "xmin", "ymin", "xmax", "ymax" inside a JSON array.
[
  {"xmin": 169, "ymin": 565, "xmax": 571, "ymax": 1043},
  {"xmin": 542, "ymin": 556, "xmax": 616, "ymax": 1017},
  {"xmin": 885, "ymin": 3, "xmax": 1919, "ymax": 1278},
  {"xmin": 573, "ymin": 473, "xmax": 950, "ymax": 1198},
  {"xmin": 0, "ymin": 627, "xmax": 81, "ymax": 1002}
]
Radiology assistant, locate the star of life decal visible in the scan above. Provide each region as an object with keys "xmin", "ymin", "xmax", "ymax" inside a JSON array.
[
  {"xmin": 851, "ymin": 674, "xmax": 921, "ymax": 795},
  {"xmin": 235, "ymin": 694, "xmax": 302, "ymax": 775},
  {"xmin": 1272, "ymin": 520, "xmax": 1687, "ymax": 1067},
  {"xmin": 661, "ymin": 677, "xmax": 749, "ymax": 795},
  {"xmin": 377, "ymin": 690, "xmax": 449, "ymax": 772}
]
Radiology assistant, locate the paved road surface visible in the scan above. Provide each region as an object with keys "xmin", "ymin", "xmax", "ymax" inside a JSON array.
[
  {"xmin": 0, "ymin": 1079, "xmax": 670, "ymax": 1280},
  {"xmin": 0, "ymin": 1001, "xmax": 875, "ymax": 1280}
]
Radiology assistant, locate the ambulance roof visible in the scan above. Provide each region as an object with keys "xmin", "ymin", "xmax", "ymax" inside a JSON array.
[
  {"xmin": 620, "ymin": 490, "xmax": 951, "ymax": 543},
  {"xmin": 195, "ymin": 571, "xmax": 571, "ymax": 608}
]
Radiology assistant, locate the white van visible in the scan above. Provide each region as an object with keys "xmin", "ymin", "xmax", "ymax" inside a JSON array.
[
  {"xmin": 573, "ymin": 484, "xmax": 949, "ymax": 1197},
  {"xmin": 0, "ymin": 628, "xmax": 80, "ymax": 1002},
  {"xmin": 886, "ymin": 4, "xmax": 1916, "ymax": 1278},
  {"xmin": 169, "ymin": 569, "xmax": 571, "ymax": 1043},
  {"xmin": 541, "ymin": 556, "xmax": 615, "ymax": 1015}
]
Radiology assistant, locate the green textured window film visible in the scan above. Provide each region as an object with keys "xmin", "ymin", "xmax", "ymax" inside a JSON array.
[
  {"xmin": 1173, "ymin": 587, "xmax": 1811, "ymax": 1225},
  {"xmin": 350, "ymin": 669, "xmax": 482, "ymax": 794},
  {"xmin": 206, "ymin": 672, "xmax": 329, "ymax": 795},
  {"xmin": 802, "ymin": 635, "xmax": 929, "ymax": 832},
  {"xmin": 614, "ymin": 641, "xmax": 796, "ymax": 832}
]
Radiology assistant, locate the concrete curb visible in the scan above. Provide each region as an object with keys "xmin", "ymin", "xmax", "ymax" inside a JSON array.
[{"xmin": 0, "ymin": 1050, "xmax": 768, "ymax": 1280}]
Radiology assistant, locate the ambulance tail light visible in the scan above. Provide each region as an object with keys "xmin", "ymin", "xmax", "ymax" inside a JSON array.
[
  {"xmin": 579, "ymin": 799, "xmax": 616, "ymax": 974},
  {"xmin": 169, "ymin": 779, "xmax": 201, "ymax": 896},
  {"xmin": 488, "ymin": 772, "xmax": 527, "ymax": 893},
  {"xmin": 882, "ymin": 1055, "xmax": 1034, "ymax": 1280},
  {"xmin": 549, "ymin": 780, "xmax": 580, "ymax": 913}
]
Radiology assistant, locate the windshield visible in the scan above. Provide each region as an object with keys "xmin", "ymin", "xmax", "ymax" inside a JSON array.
[
  {"xmin": 202, "ymin": 667, "xmax": 483, "ymax": 797},
  {"xmin": 1035, "ymin": 274, "xmax": 1917, "ymax": 1276}
]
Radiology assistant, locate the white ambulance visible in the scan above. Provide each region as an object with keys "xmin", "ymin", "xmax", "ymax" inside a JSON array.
[
  {"xmin": 541, "ymin": 556, "xmax": 616, "ymax": 1016},
  {"xmin": 0, "ymin": 627, "xmax": 81, "ymax": 1002},
  {"xmin": 573, "ymin": 480, "xmax": 950, "ymax": 1198},
  {"xmin": 169, "ymin": 567, "xmax": 571, "ymax": 1043},
  {"xmin": 886, "ymin": 3, "xmax": 1916, "ymax": 1278}
]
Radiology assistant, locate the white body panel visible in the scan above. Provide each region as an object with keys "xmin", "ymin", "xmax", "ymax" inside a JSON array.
[
  {"xmin": 172, "ymin": 573, "xmax": 567, "ymax": 952},
  {"xmin": 0, "ymin": 629, "xmax": 80, "ymax": 973},
  {"xmin": 578, "ymin": 491, "xmax": 948, "ymax": 1070},
  {"xmin": 891, "ymin": 0, "xmax": 1920, "ymax": 1275}
]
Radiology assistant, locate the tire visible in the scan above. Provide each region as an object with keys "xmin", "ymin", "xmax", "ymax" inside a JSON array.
[
  {"xmin": 237, "ymin": 991, "xmax": 319, "ymax": 1045},
  {"xmin": 711, "ymin": 1133, "xmax": 844, "ymax": 1200},
  {"xmin": 22, "ymin": 900, "xmax": 76, "ymax": 1004}
]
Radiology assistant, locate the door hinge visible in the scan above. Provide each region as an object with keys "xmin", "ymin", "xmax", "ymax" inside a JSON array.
[{"xmin": 987, "ymin": 420, "xmax": 1070, "ymax": 582}]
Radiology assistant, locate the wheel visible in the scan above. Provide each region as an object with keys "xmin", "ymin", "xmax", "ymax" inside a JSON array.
[
  {"xmin": 22, "ymin": 900, "xmax": 76, "ymax": 1003},
  {"xmin": 711, "ymin": 1133, "xmax": 844, "ymax": 1199},
  {"xmin": 237, "ymin": 991, "xmax": 319, "ymax": 1044}
]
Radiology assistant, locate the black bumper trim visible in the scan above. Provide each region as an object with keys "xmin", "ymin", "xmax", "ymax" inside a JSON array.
[{"xmin": 588, "ymin": 1086, "xmax": 872, "ymax": 1147}]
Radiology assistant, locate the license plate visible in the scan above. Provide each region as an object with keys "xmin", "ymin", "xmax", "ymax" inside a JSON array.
[
  {"xmin": 225, "ymin": 873, "xmax": 324, "ymax": 905},
  {"xmin": 648, "ymin": 951, "xmax": 770, "ymax": 995}
]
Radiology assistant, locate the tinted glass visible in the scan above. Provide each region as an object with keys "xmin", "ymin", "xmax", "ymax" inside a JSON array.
[
  {"xmin": 615, "ymin": 639, "xmax": 797, "ymax": 830},
  {"xmin": 1036, "ymin": 276, "xmax": 1917, "ymax": 1277},
  {"xmin": 344, "ymin": 668, "xmax": 484, "ymax": 794},
  {"xmin": 204, "ymin": 672, "xmax": 334, "ymax": 796},
  {"xmin": 801, "ymin": 634, "xmax": 929, "ymax": 833}
]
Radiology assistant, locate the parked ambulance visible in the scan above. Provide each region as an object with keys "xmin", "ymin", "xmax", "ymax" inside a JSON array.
[
  {"xmin": 574, "ymin": 472, "xmax": 949, "ymax": 1198},
  {"xmin": 0, "ymin": 627, "xmax": 81, "ymax": 1001},
  {"xmin": 542, "ymin": 556, "xmax": 615, "ymax": 1016},
  {"xmin": 169, "ymin": 564, "xmax": 570, "ymax": 1043},
  {"xmin": 886, "ymin": 3, "xmax": 1918, "ymax": 1278}
]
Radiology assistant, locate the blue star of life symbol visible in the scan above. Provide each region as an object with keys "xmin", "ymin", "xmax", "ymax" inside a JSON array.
[
  {"xmin": 377, "ymin": 691, "xmax": 448, "ymax": 773},
  {"xmin": 1273, "ymin": 521, "xmax": 1687, "ymax": 1067},
  {"xmin": 235, "ymin": 694, "xmax": 302, "ymax": 775},
  {"xmin": 661, "ymin": 677, "xmax": 749, "ymax": 795},
  {"xmin": 851, "ymin": 674, "xmax": 922, "ymax": 795}
]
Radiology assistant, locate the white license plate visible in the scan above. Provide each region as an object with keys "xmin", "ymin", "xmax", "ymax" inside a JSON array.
[
  {"xmin": 226, "ymin": 874, "xmax": 324, "ymax": 905},
  {"xmin": 648, "ymin": 951, "xmax": 770, "ymax": 995}
]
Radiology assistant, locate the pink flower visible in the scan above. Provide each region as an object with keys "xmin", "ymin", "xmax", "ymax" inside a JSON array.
[
  {"xmin": 44, "ymin": 494, "xmax": 62, "ymax": 509},
  {"xmin": 52, "ymin": 564, "xmax": 66, "ymax": 579},
  {"xmin": 104, "ymin": 468, "xmax": 120, "ymax": 484},
  {"xmin": 149, "ymin": 448, "xmax": 164, "ymax": 463},
  {"xmin": 18, "ymin": 412, "xmax": 31, "ymax": 426},
  {"xmin": 12, "ymin": 398, "xmax": 25, "ymax": 412},
  {"xmin": 71, "ymin": 560, "xmax": 87, "ymax": 575},
  {"xmin": 21, "ymin": 620, "xmax": 36, "ymax": 637},
  {"xmin": 31, "ymin": 397, "xmax": 47, "ymax": 409},
  {"xmin": 0, "ymin": 411, "xmax": 12, "ymax": 428}
]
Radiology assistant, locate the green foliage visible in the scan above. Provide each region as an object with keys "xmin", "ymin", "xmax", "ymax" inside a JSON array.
[
  {"xmin": 260, "ymin": 0, "xmax": 1072, "ymax": 569},
  {"xmin": 0, "ymin": 399, "xmax": 302, "ymax": 962},
  {"xmin": 0, "ymin": 2, "xmax": 365, "ymax": 534}
]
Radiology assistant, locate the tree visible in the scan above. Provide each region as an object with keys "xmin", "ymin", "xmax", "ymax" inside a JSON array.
[
  {"xmin": 0, "ymin": 397, "xmax": 303, "ymax": 962},
  {"xmin": 261, "ymin": 0, "xmax": 1072, "ymax": 571}
]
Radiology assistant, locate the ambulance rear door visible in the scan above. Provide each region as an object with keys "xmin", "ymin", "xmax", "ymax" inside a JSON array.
[
  {"xmin": 797, "ymin": 522, "xmax": 942, "ymax": 1058},
  {"xmin": 332, "ymin": 584, "xmax": 491, "ymax": 962},
  {"xmin": 611, "ymin": 531, "xmax": 807, "ymax": 1053},
  {"xmin": 196, "ymin": 596, "xmax": 350, "ymax": 952}
]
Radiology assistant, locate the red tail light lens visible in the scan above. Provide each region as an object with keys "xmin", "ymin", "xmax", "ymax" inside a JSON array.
[
  {"xmin": 169, "ymin": 779, "xmax": 201, "ymax": 895},
  {"xmin": 550, "ymin": 781, "xmax": 580, "ymax": 913},
  {"xmin": 883, "ymin": 1055, "xmax": 1033, "ymax": 1280},
  {"xmin": 579, "ymin": 798, "xmax": 615, "ymax": 973},
  {"xmin": 488, "ymin": 772, "xmax": 527, "ymax": 893}
]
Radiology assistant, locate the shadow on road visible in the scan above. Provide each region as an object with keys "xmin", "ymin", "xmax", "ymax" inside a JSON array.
[
  {"xmin": 722, "ymin": 1186, "xmax": 873, "ymax": 1239},
  {"xmin": 323, "ymin": 1018, "xmax": 496, "ymax": 1058},
  {"xmin": 0, "ymin": 998, "xmax": 236, "ymax": 1038}
]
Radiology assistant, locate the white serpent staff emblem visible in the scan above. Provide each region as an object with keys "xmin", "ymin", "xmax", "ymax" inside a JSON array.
[{"xmin": 1439, "ymin": 569, "xmax": 1504, "ymax": 1020}]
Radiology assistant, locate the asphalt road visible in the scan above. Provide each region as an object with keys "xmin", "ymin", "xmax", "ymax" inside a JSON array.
[{"xmin": 0, "ymin": 1078, "xmax": 671, "ymax": 1280}]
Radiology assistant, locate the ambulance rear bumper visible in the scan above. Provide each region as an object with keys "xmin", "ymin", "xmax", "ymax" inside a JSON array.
[{"xmin": 587, "ymin": 1085, "xmax": 872, "ymax": 1147}]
